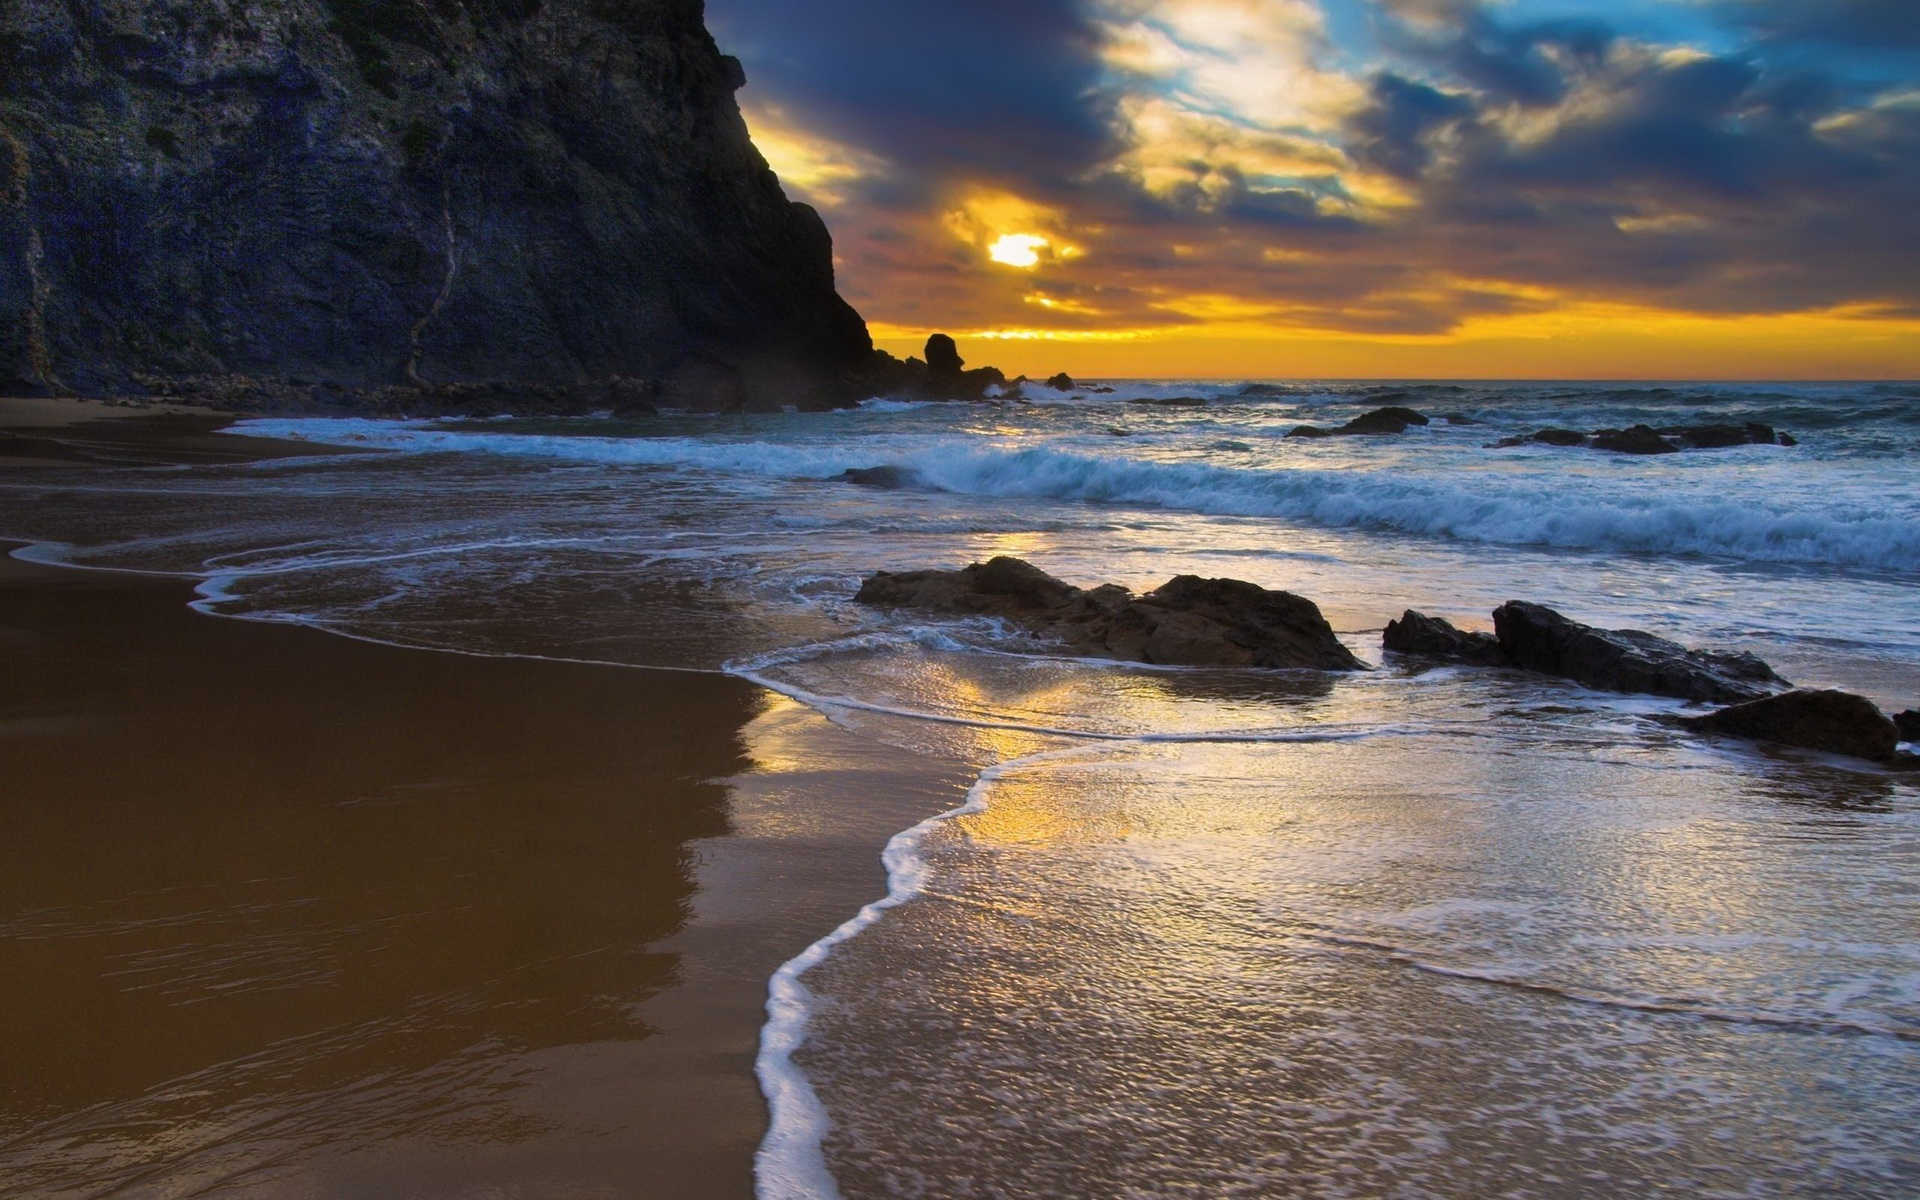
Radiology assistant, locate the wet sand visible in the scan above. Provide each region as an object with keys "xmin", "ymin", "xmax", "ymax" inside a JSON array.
[
  {"xmin": 0, "ymin": 414, "xmax": 980, "ymax": 1198},
  {"xmin": 0, "ymin": 396, "xmax": 341, "ymax": 468}
]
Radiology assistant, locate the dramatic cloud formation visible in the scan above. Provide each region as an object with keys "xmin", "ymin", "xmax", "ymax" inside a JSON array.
[{"xmin": 707, "ymin": 0, "xmax": 1920, "ymax": 377}]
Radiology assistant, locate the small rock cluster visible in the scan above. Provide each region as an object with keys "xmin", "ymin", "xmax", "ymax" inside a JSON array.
[
  {"xmin": 1386, "ymin": 605, "xmax": 1914, "ymax": 767},
  {"xmin": 853, "ymin": 561, "xmax": 1914, "ymax": 769},
  {"xmin": 856, "ymin": 557, "xmax": 1365, "ymax": 671}
]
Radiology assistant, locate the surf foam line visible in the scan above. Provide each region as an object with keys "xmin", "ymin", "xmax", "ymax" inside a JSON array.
[
  {"xmin": 1296, "ymin": 931, "xmax": 1920, "ymax": 1043},
  {"xmin": 753, "ymin": 744, "xmax": 1109, "ymax": 1200},
  {"xmin": 232, "ymin": 417, "xmax": 1920, "ymax": 571},
  {"xmin": 741, "ymin": 664, "xmax": 1404, "ymax": 1200}
]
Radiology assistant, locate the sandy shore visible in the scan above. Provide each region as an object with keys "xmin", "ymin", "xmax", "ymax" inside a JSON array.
[
  {"xmin": 0, "ymin": 410, "xmax": 978, "ymax": 1198},
  {"xmin": 0, "ymin": 395, "xmax": 337, "ymax": 468}
]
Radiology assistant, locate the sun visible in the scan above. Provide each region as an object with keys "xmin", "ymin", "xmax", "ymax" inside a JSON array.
[{"xmin": 989, "ymin": 234, "xmax": 1050, "ymax": 269}]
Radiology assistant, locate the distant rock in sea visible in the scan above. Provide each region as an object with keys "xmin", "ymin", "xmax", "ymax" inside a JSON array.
[
  {"xmin": 1287, "ymin": 406, "xmax": 1430, "ymax": 438},
  {"xmin": 856, "ymin": 556, "xmax": 1367, "ymax": 671},
  {"xmin": 0, "ymin": 0, "xmax": 873, "ymax": 412},
  {"xmin": 1494, "ymin": 424, "xmax": 1796, "ymax": 453}
]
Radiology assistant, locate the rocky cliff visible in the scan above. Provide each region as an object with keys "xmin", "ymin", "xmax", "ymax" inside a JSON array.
[{"xmin": 0, "ymin": 0, "xmax": 874, "ymax": 411}]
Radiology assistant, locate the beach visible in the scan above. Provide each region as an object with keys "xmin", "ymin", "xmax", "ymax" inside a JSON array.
[
  {"xmin": 4, "ymin": 385, "xmax": 1917, "ymax": 1198},
  {"xmin": 0, "ymin": 405, "xmax": 978, "ymax": 1197}
]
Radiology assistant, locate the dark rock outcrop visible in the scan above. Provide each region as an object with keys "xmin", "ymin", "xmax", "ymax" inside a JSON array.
[
  {"xmin": 837, "ymin": 466, "xmax": 922, "ymax": 490},
  {"xmin": 1591, "ymin": 425, "xmax": 1679, "ymax": 455},
  {"xmin": 1495, "ymin": 424, "xmax": 1795, "ymax": 453},
  {"xmin": 1382, "ymin": 611, "xmax": 1508, "ymax": 667},
  {"xmin": 1655, "ymin": 423, "xmax": 1790, "ymax": 449},
  {"xmin": 1492, "ymin": 601, "xmax": 1787, "ymax": 704},
  {"xmin": 1130, "ymin": 395, "xmax": 1208, "ymax": 408},
  {"xmin": 0, "ymin": 0, "xmax": 872, "ymax": 411},
  {"xmin": 1288, "ymin": 406, "xmax": 1430, "ymax": 438},
  {"xmin": 1895, "ymin": 711, "xmax": 1920, "ymax": 743},
  {"xmin": 1683, "ymin": 691, "xmax": 1902, "ymax": 763},
  {"xmin": 924, "ymin": 335, "xmax": 965, "ymax": 378},
  {"xmin": 1046, "ymin": 373, "xmax": 1076, "ymax": 392},
  {"xmin": 1493, "ymin": 428, "xmax": 1591, "ymax": 448},
  {"xmin": 856, "ymin": 557, "xmax": 1367, "ymax": 671}
]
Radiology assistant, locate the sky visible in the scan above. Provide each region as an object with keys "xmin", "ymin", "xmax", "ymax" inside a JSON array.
[{"xmin": 704, "ymin": 0, "xmax": 1920, "ymax": 379}]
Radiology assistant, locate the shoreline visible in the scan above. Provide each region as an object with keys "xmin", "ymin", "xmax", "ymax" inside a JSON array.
[{"xmin": 0, "ymin": 519, "xmax": 980, "ymax": 1198}]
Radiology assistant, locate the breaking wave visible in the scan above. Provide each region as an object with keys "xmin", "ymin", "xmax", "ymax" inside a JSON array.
[{"xmin": 236, "ymin": 419, "xmax": 1920, "ymax": 572}]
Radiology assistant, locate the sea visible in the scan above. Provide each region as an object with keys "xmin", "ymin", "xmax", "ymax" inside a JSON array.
[{"xmin": 6, "ymin": 379, "xmax": 1920, "ymax": 1198}]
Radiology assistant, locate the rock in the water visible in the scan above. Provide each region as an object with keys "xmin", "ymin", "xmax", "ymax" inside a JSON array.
[
  {"xmin": 1383, "ymin": 611, "xmax": 1509, "ymax": 667},
  {"xmin": 1684, "ymin": 690, "xmax": 1902, "ymax": 762},
  {"xmin": 0, "ymin": 0, "xmax": 873, "ymax": 411},
  {"xmin": 1894, "ymin": 711, "xmax": 1920, "ymax": 743},
  {"xmin": 924, "ymin": 335, "xmax": 965, "ymax": 377},
  {"xmin": 1492, "ymin": 601, "xmax": 1787, "ymax": 703},
  {"xmin": 1130, "ymin": 396, "xmax": 1209, "ymax": 407},
  {"xmin": 1592, "ymin": 425, "xmax": 1679, "ymax": 455},
  {"xmin": 1288, "ymin": 406, "xmax": 1430, "ymax": 438},
  {"xmin": 1341, "ymin": 406, "xmax": 1430, "ymax": 435},
  {"xmin": 856, "ymin": 557, "xmax": 1366, "ymax": 671},
  {"xmin": 1441, "ymin": 412, "xmax": 1482, "ymax": 426},
  {"xmin": 838, "ymin": 466, "xmax": 921, "ymax": 489},
  {"xmin": 1047, "ymin": 373, "xmax": 1076, "ymax": 392},
  {"xmin": 1496, "ymin": 428, "xmax": 1590, "ymax": 448},
  {"xmin": 1656, "ymin": 423, "xmax": 1785, "ymax": 449}
]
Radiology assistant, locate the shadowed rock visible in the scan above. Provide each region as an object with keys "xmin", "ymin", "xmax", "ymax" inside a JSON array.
[
  {"xmin": 1129, "ymin": 396, "xmax": 1208, "ymax": 407},
  {"xmin": 1047, "ymin": 373, "xmax": 1076, "ymax": 392},
  {"xmin": 1288, "ymin": 406, "xmax": 1430, "ymax": 438},
  {"xmin": 1496, "ymin": 424, "xmax": 1793, "ymax": 453},
  {"xmin": 924, "ymin": 335, "xmax": 965, "ymax": 378},
  {"xmin": 1592, "ymin": 425, "xmax": 1679, "ymax": 455},
  {"xmin": 1683, "ymin": 691, "xmax": 1902, "ymax": 763},
  {"xmin": 837, "ymin": 466, "xmax": 922, "ymax": 489},
  {"xmin": 1895, "ymin": 711, "xmax": 1920, "ymax": 743},
  {"xmin": 1492, "ymin": 601, "xmax": 1787, "ymax": 703},
  {"xmin": 856, "ymin": 557, "xmax": 1367, "ymax": 671},
  {"xmin": 1383, "ymin": 611, "xmax": 1508, "ymax": 667},
  {"xmin": 1493, "ymin": 428, "xmax": 1590, "ymax": 448}
]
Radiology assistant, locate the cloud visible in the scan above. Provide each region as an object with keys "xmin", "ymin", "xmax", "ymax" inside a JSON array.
[
  {"xmin": 707, "ymin": 0, "xmax": 1920, "ymax": 358},
  {"xmin": 1723, "ymin": 0, "xmax": 1920, "ymax": 53},
  {"xmin": 706, "ymin": 0, "xmax": 1113, "ymax": 180}
]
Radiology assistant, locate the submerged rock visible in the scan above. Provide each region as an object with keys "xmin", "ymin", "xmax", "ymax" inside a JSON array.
[
  {"xmin": 1683, "ymin": 691, "xmax": 1902, "ymax": 763},
  {"xmin": 837, "ymin": 466, "xmax": 922, "ymax": 490},
  {"xmin": 1491, "ymin": 602, "xmax": 1787, "ymax": 704},
  {"xmin": 1287, "ymin": 406, "xmax": 1431, "ymax": 439},
  {"xmin": 1591, "ymin": 425, "xmax": 1679, "ymax": 455},
  {"xmin": 1495, "ymin": 424, "xmax": 1795, "ymax": 453},
  {"xmin": 1129, "ymin": 396, "xmax": 1209, "ymax": 408},
  {"xmin": 856, "ymin": 557, "xmax": 1367, "ymax": 671},
  {"xmin": 1493, "ymin": 428, "xmax": 1590, "ymax": 448},
  {"xmin": 1382, "ymin": 611, "xmax": 1509, "ymax": 667}
]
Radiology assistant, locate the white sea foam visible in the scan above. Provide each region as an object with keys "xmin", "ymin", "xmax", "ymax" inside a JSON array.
[
  {"xmin": 234, "ymin": 419, "xmax": 1920, "ymax": 571},
  {"xmin": 753, "ymin": 745, "xmax": 1107, "ymax": 1200}
]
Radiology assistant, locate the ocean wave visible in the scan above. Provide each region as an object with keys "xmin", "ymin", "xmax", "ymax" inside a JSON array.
[{"xmin": 234, "ymin": 420, "xmax": 1920, "ymax": 571}]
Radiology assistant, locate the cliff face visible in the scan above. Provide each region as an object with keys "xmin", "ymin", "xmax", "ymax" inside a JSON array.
[{"xmin": 0, "ymin": 0, "xmax": 874, "ymax": 410}]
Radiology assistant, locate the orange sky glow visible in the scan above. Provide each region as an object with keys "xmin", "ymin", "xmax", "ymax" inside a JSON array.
[{"xmin": 726, "ymin": 0, "xmax": 1920, "ymax": 381}]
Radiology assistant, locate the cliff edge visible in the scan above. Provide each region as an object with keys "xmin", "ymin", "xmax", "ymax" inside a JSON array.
[{"xmin": 0, "ymin": 0, "xmax": 874, "ymax": 411}]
